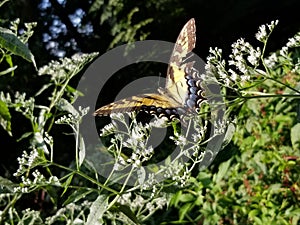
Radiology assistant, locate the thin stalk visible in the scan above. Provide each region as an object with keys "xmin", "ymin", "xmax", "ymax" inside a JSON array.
[{"xmin": 51, "ymin": 162, "xmax": 119, "ymax": 194}]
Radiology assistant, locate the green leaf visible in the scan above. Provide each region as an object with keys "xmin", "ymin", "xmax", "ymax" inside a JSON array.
[
  {"xmin": 89, "ymin": 0, "xmax": 105, "ymax": 14},
  {"xmin": 221, "ymin": 121, "xmax": 236, "ymax": 149},
  {"xmin": 0, "ymin": 0, "xmax": 10, "ymax": 7},
  {"xmin": 0, "ymin": 27, "xmax": 37, "ymax": 69},
  {"xmin": 66, "ymin": 84, "xmax": 84, "ymax": 96},
  {"xmin": 178, "ymin": 193, "xmax": 195, "ymax": 203},
  {"xmin": 35, "ymin": 83, "xmax": 53, "ymax": 96},
  {"xmin": 63, "ymin": 188, "xmax": 94, "ymax": 206},
  {"xmin": 86, "ymin": 195, "xmax": 108, "ymax": 225},
  {"xmin": 291, "ymin": 123, "xmax": 300, "ymax": 149},
  {"xmin": 0, "ymin": 99, "xmax": 11, "ymax": 136},
  {"xmin": 0, "ymin": 176, "xmax": 18, "ymax": 192},
  {"xmin": 170, "ymin": 190, "xmax": 182, "ymax": 207},
  {"xmin": 115, "ymin": 203, "xmax": 140, "ymax": 224},
  {"xmin": 17, "ymin": 131, "xmax": 32, "ymax": 141},
  {"xmin": 0, "ymin": 65, "xmax": 17, "ymax": 76},
  {"xmin": 56, "ymin": 98, "xmax": 78, "ymax": 116},
  {"xmin": 61, "ymin": 174, "xmax": 74, "ymax": 197},
  {"xmin": 78, "ymin": 134, "xmax": 85, "ymax": 166},
  {"xmin": 179, "ymin": 202, "xmax": 193, "ymax": 221},
  {"xmin": 214, "ymin": 159, "xmax": 231, "ymax": 183}
]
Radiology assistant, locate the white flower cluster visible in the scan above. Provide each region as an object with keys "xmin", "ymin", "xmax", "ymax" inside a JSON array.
[
  {"xmin": 45, "ymin": 201, "xmax": 91, "ymax": 224},
  {"xmin": 100, "ymin": 123, "xmax": 117, "ymax": 136},
  {"xmin": 14, "ymin": 150, "xmax": 40, "ymax": 176},
  {"xmin": 0, "ymin": 92, "xmax": 12, "ymax": 103},
  {"xmin": 231, "ymin": 38, "xmax": 261, "ymax": 67},
  {"xmin": 55, "ymin": 106, "xmax": 89, "ymax": 125},
  {"xmin": 14, "ymin": 169, "xmax": 60, "ymax": 193},
  {"xmin": 205, "ymin": 20, "xmax": 282, "ymax": 89},
  {"xmin": 170, "ymin": 135, "xmax": 187, "ymax": 147},
  {"xmin": 124, "ymin": 123, "xmax": 154, "ymax": 168},
  {"xmin": 264, "ymin": 26, "xmax": 300, "ymax": 72},
  {"xmin": 286, "ymin": 32, "xmax": 300, "ymax": 48},
  {"xmin": 116, "ymin": 192, "xmax": 167, "ymax": 215},
  {"xmin": 192, "ymin": 117, "xmax": 208, "ymax": 143},
  {"xmin": 38, "ymin": 52, "xmax": 98, "ymax": 81},
  {"xmin": 101, "ymin": 113, "xmax": 156, "ymax": 169},
  {"xmin": 255, "ymin": 20, "xmax": 279, "ymax": 42},
  {"xmin": 55, "ymin": 114, "xmax": 76, "ymax": 125},
  {"xmin": 12, "ymin": 92, "xmax": 35, "ymax": 116},
  {"xmin": 214, "ymin": 119, "xmax": 229, "ymax": 135}
]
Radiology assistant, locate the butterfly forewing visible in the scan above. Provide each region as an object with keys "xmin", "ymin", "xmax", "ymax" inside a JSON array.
[
  {"xmin": 162, "ymin": 18, "xmax": 196, "ymax": 106},
  {"xmin": 93, "ymin": 93, "xmax": 180, "ymax": 116},
  {"xmin": 165, "ymin": 18, "xmax": 196, "ymax": 89}
]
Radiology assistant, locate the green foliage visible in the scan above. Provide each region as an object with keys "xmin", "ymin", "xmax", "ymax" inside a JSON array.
[
  {"xmin": 0, "ymin": 2, "xmax": 299, "ymax": 225},
  {"xmin": 0, "ymin": 19, "xmax": 38, "ymax": 135},
  {"xmin": 167, "ymin": 22, "xmax": 300, "ymax": 225},
  {"xmin": 0, "ymin": 20, "xmax": 37, "ymax": 70}
]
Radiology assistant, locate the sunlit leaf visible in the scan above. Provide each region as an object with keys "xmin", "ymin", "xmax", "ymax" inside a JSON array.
[
  {"xmin": 0, "ymin": 176, "xmax": 18, "ymax": 191},
  {"xmin": 86, "ymin": 195, "xmax": 108, "ymax": 225},
  {"xmin": 115, "ymin": 203, "xmax": 140, "ymax": 224},
  {"xmin": 0, "ymin": 27, "xmax": 36, "ymax": 69},
  {"xmin": 0, "ymin": 65, "xmax": 17, "ymax": 76},
  {"xmin": 0, "ymin": 99, "xmax": 11, "ymax": 136},
  {"xmin": 291, "ymin": 123, "xmax": 300, "ymax": 149},
  {"xmin": 56, "ymin": 98, "xmax": 78, "ymax": 116},
  {"xmin": 78, "ymin": 135, "xmax": 85, "ymax": 166}
]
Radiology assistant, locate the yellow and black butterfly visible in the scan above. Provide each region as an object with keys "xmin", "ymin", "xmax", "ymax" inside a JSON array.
[{"xmin": 94, "ymin": 18, "xmax": 205, "ymax": 120}]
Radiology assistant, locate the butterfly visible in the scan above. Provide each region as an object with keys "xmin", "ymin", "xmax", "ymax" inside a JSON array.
[{"xmin": 94, "ymin": 18, "xmax": 205, "ymax": 120}]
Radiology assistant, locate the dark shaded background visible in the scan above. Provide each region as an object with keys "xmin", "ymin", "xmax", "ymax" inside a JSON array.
[{"xmin": 0, "ymin": 0, "xmax": 299, "ymax": 176}]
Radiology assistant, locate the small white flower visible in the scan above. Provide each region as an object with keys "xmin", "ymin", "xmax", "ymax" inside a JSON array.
[
  {"xmin": 241, "ymin": 74, "xmax": 250, "ymax": 82},
  {"xmin": 149, "ymin": 117, "xmax": 168, "ymax": 128},
  {"xmin": 265, "ymin": 52, "xmax": 278, "ymax": 68},
  {"xmin": 146, "ymin": 202, "xmax": 155, "ymax": 213},
  {"xmin": 280, "ymin": 46, "xmax": 289, "ymax": 57},
  {"xmin": 170, "ymin": 135, "xmax": 187, "ymax": 146},
  {"xmin": 228, "ymin": 69, "xmax": 238, "ymax": 81},
  {"xmin": 235, "ymin": 54, "xmax": 243, "ymax": 62},
  {"xmin": 267, "ymin": 20, "xmax": 279, "ymax": 30},
  {"xmin": 256, "ymin": 24, "xmax": 267, "ymax": 42},
  {"xmin": 286, "ymin": 32, "xmax": 300, "ymax": 48},
  {"xmin": 110, "ymin": 113, "xmax": 124, "ymax": 121},
  {"xmin": 100, "ymin": 123, "xmax": 116, "ymax": 136}
]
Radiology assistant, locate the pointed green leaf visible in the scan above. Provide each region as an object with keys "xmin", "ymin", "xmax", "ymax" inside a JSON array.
[
  {"xmin": 17, "ymin": 131, "xmax": 32, "ymax": 141},
  {"xmin": 0, "ymin": 65, "xmax": 17, "ymax": 76},
  {"xmin": 291, "ymin": 123, "xmax": 300, "ymax": 149},
  {"xmin": 0, "ymin": 27, "xmax": 36, "ymax": 69},
  {"xmin": 221, "ymin": 122, "xmax": 236, "ymax": 149},
  {"xmin": 0, "ymin": 99, "xmax": 11, "ymax": 136},
  {"xmin": 214, "ymin": 159, "xmax": 232, "ymax": 183},
  {"xmin": 56, "ymin": 98, "xmax": 78, "ymax": 116},
  {"xmin": 86, "ymin": 195, "xmax": 108, "ymax": 225},
  {"xmin": 0, "ymin": 176, "xmax": 18, "ymax": 192},
  {"xmin": 115, "ymin": 203, "xmax": 140, "ymax": 224},
  {"xmin": 78, "ymin": 135, "xmax": 85, "ymax": 166},
  {"xmin": 63, "ymin": 188, "xmax": 93, "ymax": 206},
  {"xmin": 61, "ymin": 174, "xmax": 74, "ymax": 197},
  {"xmin": 0, "ymin": 0, "xmax": 10, "ymax": 7},
  {"xmin": 66, "ymin": 84, "xmax": 84, "ymax": 96},
  {"xmin": 35, "ymin": 83, "xmax": 53, "ymax": 97}
]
